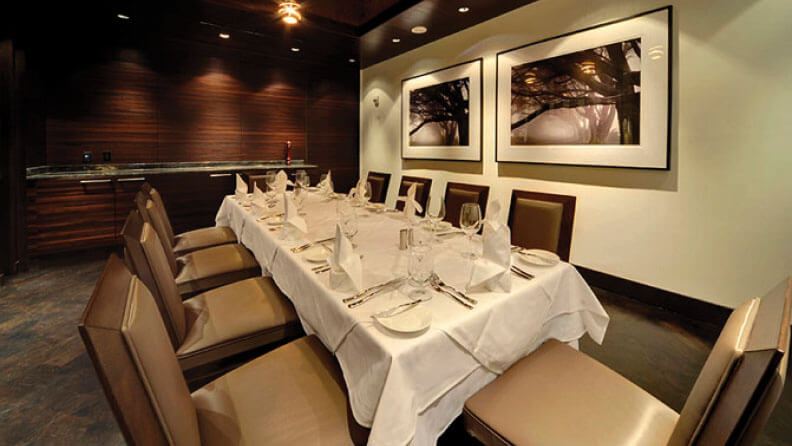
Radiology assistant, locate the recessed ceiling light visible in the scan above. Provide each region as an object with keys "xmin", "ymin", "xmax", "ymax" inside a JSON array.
[
  {"xmin": 348, "ymin": 58, "xmax": 356, "ymax": 63},
  {"xmin": 392, "ymin": 37, "xmax": 401, "ymax": 43},
  {"xmin": 458, "ymin": 6, "xmax": 470, "ymax": 13},
  {"xmin": 291, "ymin": 47, "xmax": 301, "ymax": 52},
  {"xmin": 219, "ymin": 32, "xmax": 230, "ymax": 39},
  {"xmin": 411, "ymin": 26, "xmax": 428, "ymax": 34},
  {"xmin": 117, "ymin": 13, "xmax": 130, "ymax": 20}
]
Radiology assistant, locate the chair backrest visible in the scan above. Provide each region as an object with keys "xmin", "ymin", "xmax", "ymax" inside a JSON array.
[
  {"xmin": 669, "ymin": 277, "xmax": 791, "ymax": 446},
  {"xmin": 366, "ymin": 172, "xmax": 391, "ymax": 204},
  {"xmin": 248, "ymin": 174, "xmax": 267, "ymax": 193},
  {"xmin": 78, "ymin": 255, "xmax": 201, "ymax": 446},
  {"xmin": 395, "ymin": 175, "xmax": 432, "ymax": 216},
  {"xmin": 121, "ymin": 211, "xmax": 187, "ymax": 348},
  {"xmin": 144, "ymin": 200, "xmax": 179, "ymax": 275},
  {"xmin": 146, "ymin": 187, "xmax": 177, "ymax": 247},
  {"xmin": 508, "ymin": 190, "xmax": 576, "ymax": 261},
  {"xmin": 444, "ymin": 182, "xmax": 490, "ymax": 227}
]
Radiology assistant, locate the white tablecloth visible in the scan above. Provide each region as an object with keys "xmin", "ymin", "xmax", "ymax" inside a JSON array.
[{"xmin": 216, "ymin": 193, "xmax": 609, "ymax": 446}]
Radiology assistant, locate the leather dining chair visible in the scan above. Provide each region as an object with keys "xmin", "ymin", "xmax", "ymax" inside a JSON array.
[
  {"xmin": 121, "ymin": 217, "xmax": 301, "ymax": 372},
  {"xmin": 79, "ymin": 254, "xmax": 368, "ymax": 446},
  {"xmin": 125, "ymin": 207, "xmax": 260, "ymax": 298},
  {"xmin": 508, "ymin": 190, "xmax": 576, "ymax": 261},
  {"xmin": 394, "ymin": 175, "xmax": 432, "ymax": 216},
  {"xmin": 365, "ymin": 171, "xmax": 391, "ymax": 204},
  {"xmin": 443, "ymin": 182, "xmax": 490, "ymax": 228},
  {"xmin": 140, "ymin": 184, "xmax": 237, "ymax": 256},
  {"xmin": 463, "ymin": 277, "xmax": 791, "ymax": 446}
]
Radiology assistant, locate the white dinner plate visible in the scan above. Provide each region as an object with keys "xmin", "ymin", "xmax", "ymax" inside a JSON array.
[
  {"xmin": 261, "ymin": 215, "xmax": 283, "ymax": 226},
  {"xmin": 435, "ymin": 221, "xmax": 453, "ymax": 231},
  {"xmin": 375, "ymin": 305, "xmax": 431, "ymax": 334},
  {"xmin": 518, "ymin": 249, "xmax": 560, "ymax": 267},
  {"xmin": 302, "ymin": 245, "xmax": 330, "ymax": 263}
]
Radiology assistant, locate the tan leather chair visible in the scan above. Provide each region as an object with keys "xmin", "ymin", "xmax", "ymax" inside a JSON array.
[
  {"xmin": 121, "ymin": 217, "xmax": 301, "ymax": 371},
  {"xmin": 443, "ymin": 182, "xmax": 490, "ymax": 228},
  {"xmin": 366, "ymin": 171, "xmax": 391, "ymax": 204},
  {"xmin": 79, "ymin": 254, "xmax": 367, "ymax": 446},
  {"xmin": 123, "ymin": 209, "xmax": 260, "ymax": 297},
  {"xmin": 463, "ymin": 277, "xmax": 791, "ymax": 446},
  {"xmin": 394, "ymin": 175, "xmax": 432, "ymax": 216},
  {"xmin": 140, "ymin": 184, "xmax": 237, "ymax": 255},
  {"xmin": 508, "ymin": 190, "xmax": 576, "ymax": 261}
]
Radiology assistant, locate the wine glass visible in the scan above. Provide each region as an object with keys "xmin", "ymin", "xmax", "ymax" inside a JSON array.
[
  {"xmin": 264, "ymin": 171, "xmax": 277, "ymax": 204},
  {"xmin": 337, "ymin": 200, "xmax": 359, "ymax": 245},
  {"xmin": 459, "ymin": 202, "xmax": 482, "ymax": 259},
  {"xmin": 295, "ymin": 170, "xmax": 309, "ymax": 188},
  {"xmin": 406, "ymin": 225, "xmax": 434, "ymax": 299},
  {"xmin": 292, "ymin": 182, "xmax": 305, "ymax": 209},
  {"xmin": 426, "ymin": 195, "xmax": 446, "ymax": 233},
  {"xmin": 358, "ymin": 182, "xmax": 373, "ymax": 207}
]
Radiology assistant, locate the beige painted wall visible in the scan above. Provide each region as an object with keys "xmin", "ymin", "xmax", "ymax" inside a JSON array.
[{"xmin": 359, "ymin": 0, "xmax": 792, "ymax": 309}]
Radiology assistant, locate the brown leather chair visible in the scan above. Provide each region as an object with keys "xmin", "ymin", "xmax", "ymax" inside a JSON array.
[
  {"xmin": 366, "ymin": 171, "xmax": 391, "ymax": 204},
  {"xmin": 123, "ymin": 208, "xmax": 260, "ymax": 297},
  {"xmin": 508, "ymin": 190, "xmax": 576, "ymax": 261},
  {"xmin": 394, "ymin": 175, "xmax": 432, "ymax": 217},
  {"xmin": 79, "ymin": 254, "xmax": 367, "ymax": 446},
  {"xmin": 121, "ymin": 217, "xmax": 301, "ymax": 371},
  {"xmin": 463, "ymin": 277, "xmax": 791, "ymax": 446},
  {"xmin": 140, "ymin": 184, "xmax": 237, "ymax": 255},
  {"xmin": 443, "ymin": 182, "xmax": 490, "ymax": 228}
]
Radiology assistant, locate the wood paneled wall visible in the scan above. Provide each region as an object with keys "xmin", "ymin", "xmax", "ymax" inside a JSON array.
[{"xmin": 38, "ymin": 37, "xmax": 358, "ymax": 169}]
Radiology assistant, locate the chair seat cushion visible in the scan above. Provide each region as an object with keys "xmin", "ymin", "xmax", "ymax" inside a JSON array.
[
  {"xmin": 192, "ymin": 336, "xmax": 361, "ymax": 446},
  {"xmin": 177, "ymin": 277, "xmax": 300, "ymax": 369},
  {"xmin": 464, "ymin": 339, "xmax": 679, "ymax": 446},
  {"xmin": 175, "ymin": 244, "xmax": 260, "ymax": 296},
  {"xmin": 173, "ymin": 226, "xmax": 237, "ymax": 255}
]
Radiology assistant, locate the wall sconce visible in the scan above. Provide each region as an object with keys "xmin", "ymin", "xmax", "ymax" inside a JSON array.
[{"xmin": 373, "ymin": 96, "xmax": 380, "ymax": 108}]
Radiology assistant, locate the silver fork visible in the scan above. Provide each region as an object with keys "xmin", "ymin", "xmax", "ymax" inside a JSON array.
[{"xmin": 431, "ymin": 273, "xmax": 477, "ymax": 305}]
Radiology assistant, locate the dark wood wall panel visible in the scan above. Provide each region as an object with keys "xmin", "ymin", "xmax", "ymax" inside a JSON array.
[
  {"xmin": 46, "ymin": 51, "xmax": 160, "ymax": 164},
  {"xmin": 40, "ymin": 38, "xmax": 355, "ymax": 168}
]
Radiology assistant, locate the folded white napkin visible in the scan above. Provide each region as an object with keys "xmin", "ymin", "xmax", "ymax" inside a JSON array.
[
  {"xmin": 399, "ymin": 183, "xmax": 423, "ymax": 222},
  {"xmin": 252, "ymin": 185, "xmax": 269, "ymax": 216},
  {"xmin": 273, "ymin": 170, "xmax": 293, "ymax": 194},
  {"xmin": 317, "ymin": 170, "xmax": 333, "ymax": 194},
  {"xmin": 328, "ymin": 224, "xmax": 363, "ymax": 291},
  {"xmin": 479, "ymin": 200, "xmax": 512, "ymax": 292},
  {"xmin": 283, "ymin": 192, "xmax": 307, "ymax": 233},
  {"xmin": 235, "ymin": 174, "xmax": 247, "ymax": 200}
]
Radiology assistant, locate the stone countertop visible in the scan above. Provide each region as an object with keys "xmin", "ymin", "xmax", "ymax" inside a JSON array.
[{"xmin": 26, "ymin": 160, "xmax": 317, "ymax": 180}]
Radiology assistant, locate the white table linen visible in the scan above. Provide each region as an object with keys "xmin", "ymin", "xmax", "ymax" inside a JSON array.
[{"xmin": 216, "ymin": 193, "xmax": 609, "ymax": 446}]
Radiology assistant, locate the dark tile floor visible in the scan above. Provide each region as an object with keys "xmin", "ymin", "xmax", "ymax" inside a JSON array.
[{"xmin": 1, "ymin": 250, "xmax": 790, "ymax": 445}]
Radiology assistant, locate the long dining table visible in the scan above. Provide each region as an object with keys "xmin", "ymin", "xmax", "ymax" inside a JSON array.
[{"xmin": 216, "ymin": 189, "xmax": 609, "ymax": 446}]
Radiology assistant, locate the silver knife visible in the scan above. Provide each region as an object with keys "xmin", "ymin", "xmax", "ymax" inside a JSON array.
[{"xmin": 343, "ymin": 277, "xmax": 403, "ymax": 303}]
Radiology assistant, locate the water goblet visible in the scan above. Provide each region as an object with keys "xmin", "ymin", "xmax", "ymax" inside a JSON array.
[{"xmin": 459, "ymin": 202, "xmax": 482, "ymax": 260}]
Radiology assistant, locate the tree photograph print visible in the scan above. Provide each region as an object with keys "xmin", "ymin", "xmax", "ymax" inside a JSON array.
[
  {"xmin": 409, "ymin": 77, "xmax": 470, "ymax": 146},
  {"xmin": 510, "ymin": 38, "xmax": 641, "ymax": 146}
]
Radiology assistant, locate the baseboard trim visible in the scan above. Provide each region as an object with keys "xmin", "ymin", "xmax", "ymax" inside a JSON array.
[{"xmin": 575, "ymin": 265, "xmax": 731, "ymax": 327}]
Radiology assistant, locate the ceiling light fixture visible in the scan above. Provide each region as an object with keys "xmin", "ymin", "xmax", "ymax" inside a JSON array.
[
  {"xmin": 219, "ymin": 32, "xmax": 230, "ymax": 39},
  {"xmin": 349, "ymin": 58, "xmax": 356, "ymax": 63},
  {"xmin": 291, "ymin": 47, "xmax": 301, "ymax": 52},
  {"xmin": 392, "ymin": 37, "xmax": 401, "ymax": 43},
  {"xmin": 458, "ymin": 6, "xmax": 470, "ymax": 13},
  {"xmin": 279, "ymin": 1, "xmax": 302, "ymax": 25},
  {"xmin": 411, "ymin": 26, "xmax": 428, "ymax": 34},
  {"xmin": 117, "ymin": 13, "xmax": 130, "ymax": 20},
  {"xmin": 580, "ymin": 61, "xmax": 596, "ymax": 75}
]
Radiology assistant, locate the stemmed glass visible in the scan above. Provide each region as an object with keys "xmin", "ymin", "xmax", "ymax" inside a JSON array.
[
  {"xmin": 406, "ymin": 225, "xmax": 434, "ymax": 299},
  {"xmin": 337, "ymin": 200, "xmax": 359, "ymax": 246},
  {"xmin": 295, "ymin": 170, "xmax": 309, "ymax": 188},
  {"xmin": 459, "ymin": 202, "xmax": 482, "ymax": 259},
  {"xmin": 264, "ymin": 171, "xmax": 277, "ymax": 204},
  {"xmin": 358, "ymin": 182, "xmax": 373, "ymax": 207},
  {"xmin": 292, "ymin": 182, "xmax": 305, "ymax": 210},
  {"xmin": 426, "ymin": 195, "xmax": 446, "ymax": 232}
]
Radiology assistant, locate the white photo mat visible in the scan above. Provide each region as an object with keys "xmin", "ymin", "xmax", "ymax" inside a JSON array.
[
  {"xmin": 402, "ymin": 59, "xmax": 482, "ymax": 161},
  {"xmin": 496, "ymin": 7, "xmax": 671, "ymax": 169}
]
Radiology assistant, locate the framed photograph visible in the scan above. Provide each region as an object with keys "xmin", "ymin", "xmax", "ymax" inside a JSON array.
[
  {"xmin": 402, "ymin": 59, "xmax": 482, "ymax": 161},
  {"xmin": 496, "ymin": 6, "xmax": 671, "ymax": 169}
]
